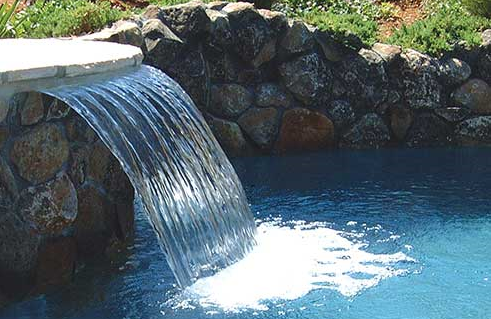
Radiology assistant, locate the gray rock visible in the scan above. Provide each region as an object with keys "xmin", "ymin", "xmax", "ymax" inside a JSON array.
[
  {"xmin": 314, "ymin": 30, "xmax": 352, "ymax": 62},
  {"xmin": 327, "ymin": 100, "xmax": 355, "ymax": 129},
  {"xmin": 207, "ymin": 50, "xmax": 238, "ymax": 82},
  {"xmin": 337, "ymin": 49, "xmax": 388, "ymax": 107},
  {"xmin": 206, "ymin": 9, "xmax": 233, "ymax": 48},
  {"xmin": 435, "ymin": 107, "xmax": 471, "ymax": 122},
  {"xmin": 160, "ymin": 1, "xmax": 211, "ymax": 39},
  {"xmin": 81, "ymin": 21, "xmax": 143, "ymax": 48},
  {"xmin": 0, "ymin": 158, "xmax": 18, "ymax": 207},
  {"xmin": 20, "ymin": 92, "xmax": 44, "ymax": 126},
  {"xmin": 276, "ymin": 108, "xmax": 334, "ymax": 152},
  {"xmin": 456, "ymin": 116, "xmax": 491, "ymax": 145},
  {"xmin": 341, "ymin": 113, "xmax": 391, "ymax": 149},
  {"xmin": 206, "ymin": 114, "xmax": 250, "ymax": 156},
  {"xmin": 10, "ymin": 123, "xmax": 69, "ymax": 184},
  {"xmin": 210, "ymin": 84, "xmax": 252, "ymax": 119},
  {"xmin": 258, "ymin": 9, "xmax": 288, "ymax": 34},
  {"xmin": 46, "ymin": 98, "xmax": 71, "ymax": 121},
  {"xmin": 0, "ymin": 98, "xmax": 9, "ymax": 123},
  {"xmin": 280, "ymin": 20, "xmax": 314, "ymax": 55},
  {"xmin": 372, "ymin": 43, "xmax": 402, "ymax": 64},
  {"xmin": 17, "ymin": 173, "xmax": 77, "ymax": 236},
  {"xmin": 477, "ymin": 50, "xmax": 491, "ymax": 83},
  {"xmin": 142, "ymin": 19, "xmax": 185, "ymax": 71},
  {"xmin": 223, "ymin": 2, "xmax": 275, "ymax": 66},
  {"xmin": 238, "ymin": 107, "xmax": 279, "ymax": 148},
  {"xmin": 0, "ymin": 126, "xmax": 8, "ymax": 150},
  {"xmin": 406, "ymin": 113, "xmax": 452, "ymax": 147},
  {"xmin": 400, "ymin": 49, "xmax": 442, "ymax": 110},
  {"xmin": 0, "ymin": 209, "xmax": 40, "ymax": 275},
  {"xmin": 65, "ymin": 116, "xmax": 97, "ymax": 143},
  {"xmin": 207, "ymin": 1, "xmax": 229, "ymax": 10},
  {"xmin": 452, "ymin": 79, "xmax": 491, "ymax": 114},
  {"xmin": 439, "ymin": 58, "xmax": 471, "ymax": 86},
  {"xmin": 256, "ymin": 83, "xmax": 293, "ymax": 108},
  {"xmin": 279, "ymin": 53, "xmax": 331, "ymax": 105},
  {"xmin": 482, "ymin": 29, "xmax": 491, "ymax": 47}
]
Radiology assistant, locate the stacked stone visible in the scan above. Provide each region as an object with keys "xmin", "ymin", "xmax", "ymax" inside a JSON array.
[
  {"xmin": 0, "ymin": 92, "xmax": 134, "ymax": 302},
  {"xmin": 93, "ymin": 1, "xmax": 491, "ymax": 155}
]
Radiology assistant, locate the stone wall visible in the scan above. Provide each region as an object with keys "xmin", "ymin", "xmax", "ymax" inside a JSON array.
[
  {"xmin": 0, "ymin": 92, "xmax": 134, "ymax": 303},
  {"xmin": 91, "ymin": 1, "xmax": 491, "ymax": 156}
]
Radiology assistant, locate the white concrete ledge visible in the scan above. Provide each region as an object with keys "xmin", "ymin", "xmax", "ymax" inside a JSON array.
[{"xmin": 0, "ymin": 39, "xmax": 143, "ymax": 84}]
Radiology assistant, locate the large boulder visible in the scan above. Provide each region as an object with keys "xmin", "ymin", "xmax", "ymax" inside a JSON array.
[
  {"xmin": 452, "ymin": 79, "xmax": 491, "ymax": 114},
  {"xmin": 238, "ymin": 107, "xmax": 279, "ymax": 149},
  {"xmin": 327, "ymin": 100, "xmax": 356, "ymax": 129},
  {"xmin": 372, "ymin": 43, "xmax": 402, "ymax": 64},
  {"xmin": 405, "ymin": 113, "xmax": 452, "ymax": 147},
  {"xmin": 336, "ymin": 49, "xmax": 388, "ymax": 107},
  {"xmin": 10, "ymin": 123, "xmax": 69, "ymax": 184},
  {"xmin": 142, "ymin": 19, "xmax": 185, "ymax": 71},
  {"xmin": 80, "ymin": 21, "xmax": 143, "ymax": 48},
  {"xmin": 279, "ymin": 53, "xmax": 331, "ymax": 105},
  {"xmin": 455, "ymin": 116, "xmax": 491, "ymax": 145},
  {"xmin": 276, "ymin": 108, "xmax": 334, "ymax": 152},
  {"xmin": 17, "ymin": 173, "xmax": 77, "ymax": 236},
  {"xmin": 341, "ymin": 113, "xmax": 391, "ymax": 149},
  {"xmin": 223, "ymin": 2, "xmax": 276, "ymax": 67},
  {"xmin": 280, "ymin": 20, "xmax": 314, "ymax": 55},
  {"xmin": 400, "ymin": 49, "xmax": 442, "ymax": 110},
  {"xmin": 209, "ymin": 84, "xmax": 252, "ymax": 119},
  {"xmin": 439, "ymin": 58, "xmax": 471, "ymax": 86},
  {"xmin": 206, "ymin": 114, "xmax": 251, "ymax": 156},
  {"xmin": 206, "ymin": 8, "xmax": 233, "ymax": 49},
  {"xmin": 255, "ymin": 83, "xmax": 293, "ymax": 108},
  {"xmin": 160, "ymin": 1, "xmax": 211, "ymax": 39}
]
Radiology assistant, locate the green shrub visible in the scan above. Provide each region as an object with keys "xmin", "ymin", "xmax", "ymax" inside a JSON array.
[
  {"xmin": 388, "ymin": 1, "xmax": 491, "ymax": 56},
  {"xmin": 462, "ymin": 0, "xmax": 491, "ymax": 17},
  {"xmin": 302, "ymin": 10, "xmax": 379, "ymax": 48},
  {"xmin": 17, "ymin": 0, "xmax": 127, "ymax": 38},
  {"xmin": 0, "ymin": 0, "xmax": 24, "ymax": 38}
]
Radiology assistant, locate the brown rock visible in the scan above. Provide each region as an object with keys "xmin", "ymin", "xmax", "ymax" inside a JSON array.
[
  {"xmin": 390, "ymin": 107, "xmax": 412, "ymax": 140},
  {"xmin": 238, "ymin": 107, "xmax": 279, "ymax": 149},
  {"xmin": 452, "ymin": 79, "xmax": 491, "ymax": 114},
  {"xmin": 75, "ymin": 185, "xmax": 113, "ymax": 257},
  {"xmin": 20, "ymin": 92, "xmax": 44, "ymax": 126},
  {"xmin": 17, "ymin": 173, "xmax": 77, "ymax": 236},
  {"xmin": 65, "ymin": 115, "xmax": 97, "ymax": 143},
  {"xmin": 35, "ymin": 237, "xmax": 76, "ymax": 291},
  {"xmin": 11, "ymin": 123, "xmax": 69, "ymax": 184},
  {"xmin": 46, "ymin": 98, "xmax": 71, "ymax": 121},
  {"xmin": 206, "ymin": 114, "xmax": 251, "ymax": 156},
  {"xmin": 372, "ymin": 43, "xmax": 402, "ymax": 64},
  {"xmin": 0, "ymin": 126, "xmax": 8, "ymax": 150},
  {"xmin": 87, "ymin": 141, "xmax": 112, "ymax": 184},
  {"xmin": 276, "ymin": 108, "xmax": 334, "ymax": 152}
]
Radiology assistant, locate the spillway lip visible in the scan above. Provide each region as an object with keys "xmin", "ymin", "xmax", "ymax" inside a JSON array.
[{"xmin": 0, "ymin": 38, "xmax": 143, "ymax": 85}]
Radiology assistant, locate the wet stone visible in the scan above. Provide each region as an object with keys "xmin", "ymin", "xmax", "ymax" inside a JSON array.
[
  {"xmin": 20, "ymin": 92, "xmax": 44, "ymax": 126},
  {"xmin": 206, "ymin": 114, "xmax": 251, "ymax": 156},
  {"xmin": 10, "ymin": 123, "xmax": 69, "ymax": 184},
  {"xmin": 238, "ymin": 107, "xmax": 279, "ymax": 149}
]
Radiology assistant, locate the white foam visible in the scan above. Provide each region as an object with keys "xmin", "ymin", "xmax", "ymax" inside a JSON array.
[{"xmin": 169, "ymin": 219, "xmax": 415, "ymax": 312}]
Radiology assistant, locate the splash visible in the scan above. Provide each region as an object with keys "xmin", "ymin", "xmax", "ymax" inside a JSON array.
[{"xmin": 171, "ymin": 219, "xmax": 416, "ymax": 312}]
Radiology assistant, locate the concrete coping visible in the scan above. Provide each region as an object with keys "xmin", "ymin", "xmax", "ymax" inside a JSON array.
[{"xmin": 0, "ymin": 38, "xmax": 143, "ymax": 85}]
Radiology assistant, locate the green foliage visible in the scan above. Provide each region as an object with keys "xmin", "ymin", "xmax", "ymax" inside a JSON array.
[
  {"xmin": 17, "ymin": 0, "xmax": 127, "ymax": 38},
  {"xmin": 378, "ymin": 1, "xmax": 399, "ymax": 20},
  {"xmin": 462, "ymin": 0, "xmax": 491, "ymax": 17},
  {"xmin": 273, "ymin": 0, "xmax": 382, "ymax": 21},
  {"xmin": 388, "ymin": 0, "xmax": 491, "ymax": 56},
  {"xmin": 302, "ymin": 9, "xmax": 379, "ymax": 48},
  {"xmin": 0, "ymin": 0, "xmax": 24, "ymax": 38}
]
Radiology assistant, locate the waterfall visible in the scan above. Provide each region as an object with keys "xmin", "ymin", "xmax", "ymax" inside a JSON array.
[{"xmin": 42, "ymin": 65, "xmax": 257, "ymax": 287}]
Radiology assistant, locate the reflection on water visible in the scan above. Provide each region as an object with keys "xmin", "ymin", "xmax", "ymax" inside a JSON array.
[{"xmin": 2, "ymin": 147, "xmax": 491, "ymax": 319}]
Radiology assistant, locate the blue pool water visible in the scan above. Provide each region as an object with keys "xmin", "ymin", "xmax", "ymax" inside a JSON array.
[{"xmin": 2, "ymin": 148, "xmax": 490, "ymax": 319}]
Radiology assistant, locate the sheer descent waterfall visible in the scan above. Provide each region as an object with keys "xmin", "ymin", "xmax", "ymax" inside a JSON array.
[{"xmin": 43, "ymin": 65, "xmax": 257, "ymax": 287}]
